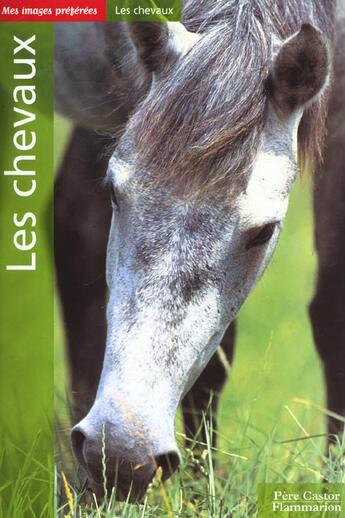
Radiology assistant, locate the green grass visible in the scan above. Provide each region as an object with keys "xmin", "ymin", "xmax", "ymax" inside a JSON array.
[
  {"xmin": 0, "ymin": 433, "xmax": 54, "ymax": 518},
  {"xmin": 56, "ymin": 419, "xmax": 345, "ymax": 517},
  {"xmin": 54, "ymin": 115, "xmax": 345, "ymax": 517}
]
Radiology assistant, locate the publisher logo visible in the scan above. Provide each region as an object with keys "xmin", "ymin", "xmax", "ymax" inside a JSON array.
[{"xmin": 258, "ymin": 484, "xmax": 345, "ymax": 517}]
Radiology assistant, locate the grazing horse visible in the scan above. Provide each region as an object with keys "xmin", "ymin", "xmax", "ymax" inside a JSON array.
[{"xmin": 55, "ymin": 0, "xmax": 344, "ymax": 502}]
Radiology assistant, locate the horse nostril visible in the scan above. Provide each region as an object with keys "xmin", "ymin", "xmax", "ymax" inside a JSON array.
[
  {"xmin": 71, "ymin": 428, "xmax": 88, "ymax": 471},
  {"xmin": 155, "ymin": 451, "xmax": 180, "ymax": 481}
]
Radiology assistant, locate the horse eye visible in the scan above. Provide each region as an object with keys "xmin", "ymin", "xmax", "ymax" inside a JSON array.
[
  {"xmin": 246, "ymin": 223, "xmax": 276, "ymax": 250},
  {"xmin": 110, "ymin": 185, "xmax": 118, "ymax": 208}
]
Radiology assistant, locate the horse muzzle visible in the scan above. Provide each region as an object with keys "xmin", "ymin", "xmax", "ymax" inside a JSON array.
[{"xmin": 71, "ymin": 403, "xmax": 179, "ymax": 502}]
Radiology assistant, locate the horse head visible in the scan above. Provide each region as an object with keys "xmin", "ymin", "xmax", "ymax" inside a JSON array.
[{"xmin": 71, "ymin": 20, "xmax": 330, "ymax": 501}]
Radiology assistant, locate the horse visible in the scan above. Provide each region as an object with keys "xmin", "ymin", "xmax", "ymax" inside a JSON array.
[{"xmin": 54, "ymin": 0, "xmax": 344, "ymax": 502}]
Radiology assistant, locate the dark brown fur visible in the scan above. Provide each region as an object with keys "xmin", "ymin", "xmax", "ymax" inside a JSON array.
[
  {"xmin": 309, "ymin": 13, "xmax": 345, "ymax": 439},
  {"xmin": 55, "ymin": 129, "xmax": 112, "ymax": 420}
]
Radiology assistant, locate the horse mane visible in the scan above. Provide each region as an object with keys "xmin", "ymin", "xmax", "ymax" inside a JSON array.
[{"xmin": 128, "ymin": 0, "xmax": 336, "ymax": 198}]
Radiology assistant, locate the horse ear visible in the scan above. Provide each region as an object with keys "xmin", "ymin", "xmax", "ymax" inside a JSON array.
[
  {"xmin": 270, "ymin": 23, "xmax": 330, "ymax": 116},
  {"xmin": 128, "ymin": 22, "xmax": 200, "ymax": 74}
]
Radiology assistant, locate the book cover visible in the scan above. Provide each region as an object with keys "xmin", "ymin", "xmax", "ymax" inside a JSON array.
[{"xmin": 0, "ymin": 0, "xmax": 344, "ymax": 516}]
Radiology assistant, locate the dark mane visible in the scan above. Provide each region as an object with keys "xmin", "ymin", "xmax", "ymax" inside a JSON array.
[{"xmin": 127, "ymin": 0, "xmax": 336, "ymax": 198}]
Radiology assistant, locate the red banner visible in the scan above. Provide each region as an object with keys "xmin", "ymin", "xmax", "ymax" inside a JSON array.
[{"xmin": 0, "ymin": 0, "xmax": 106, "ymax": 21}]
